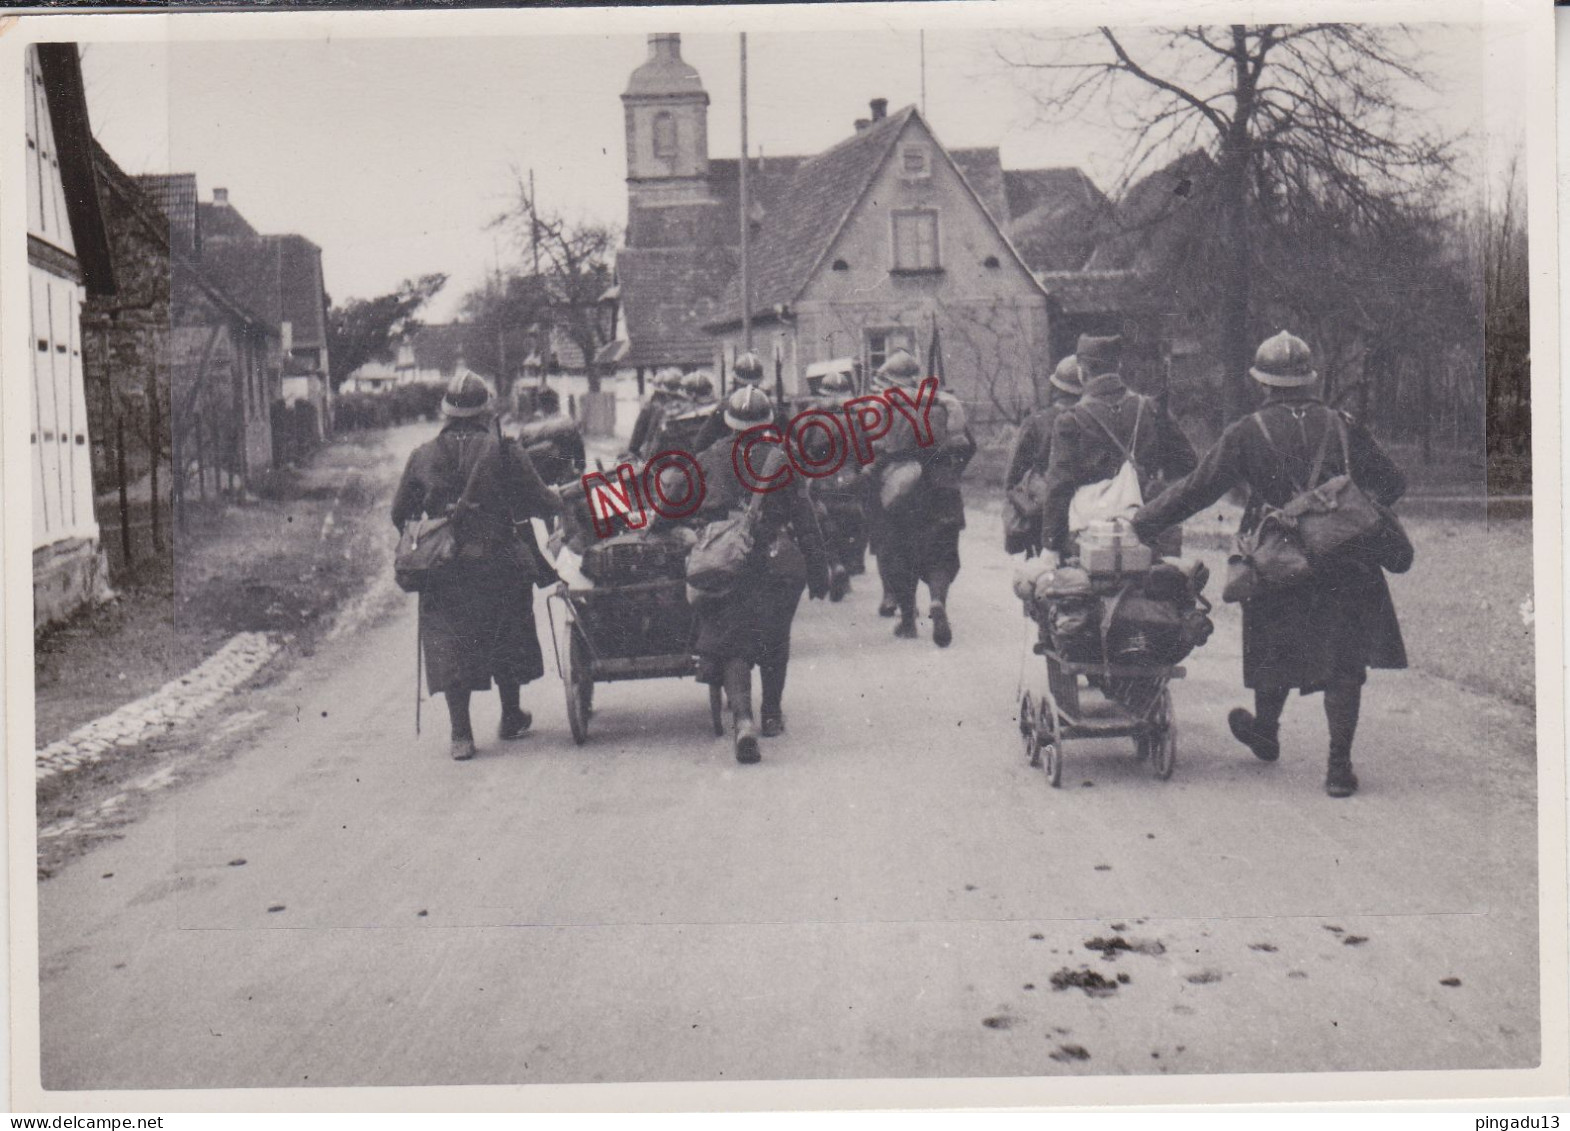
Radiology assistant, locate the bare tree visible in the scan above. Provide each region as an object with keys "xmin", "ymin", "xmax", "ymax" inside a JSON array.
[
  {"xmin": 1476, "ymin": 153, "xmax": 1530, "ymax": 487},
  {"xmin": 1001, "ymin": 25, "xmax": 1453, "ymax": 420},
  {"xmin": 928, "ymin": 295, "xmax": 1048, "ymax": 431},
  {"xmin": 491, "ymin": 177, "xmax": 619, "ymax": 394}
]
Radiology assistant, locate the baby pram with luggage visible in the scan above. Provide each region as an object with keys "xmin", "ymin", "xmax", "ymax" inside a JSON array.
[{"xmin": 1013, "ymin": 520, "xmax": 1214, "ymax": 787}]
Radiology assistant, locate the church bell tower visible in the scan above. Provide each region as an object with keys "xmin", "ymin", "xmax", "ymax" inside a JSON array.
[{"xmin": 622, "ymin": 33, "xmax": 712, "ymax": 208}]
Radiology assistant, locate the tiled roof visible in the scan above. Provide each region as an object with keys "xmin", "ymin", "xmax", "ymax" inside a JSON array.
[
  {"xmin": 198, "ymin": 238, "xmax": 281, "ymax": 327},
  {"xmin": 1085, "ymin": 150, "xmax": 1217, "ymax": 272},
  {"xmin": 95, "ymin": 143, "xmax": 275, "ymax": 336},
  {"xmin": 198, "ymin": 199, "xmax": 259, "ymax": 241},
  {"xmin": 626, "ymin": 155, "xmax": 803, "ymax": 250},
  {"xmin": 199, "ymin": 232, "xmax": 327, "ymax": 349},
  {"xmin": 272, "ymin": 234, "xmax": 328, "ymax": 349},
  {"xmin": 132, "ymin": 173, "xmax": 199, "ymax": 253},
  {"xmin": 1002, "ymin": 167, "xmax": 1114, "ymax": 273},
  {"xmin": 711, "ymin": 107, "xmax": 916, "ymax": 326},
  {"xmin": 1037, "ymin": 269, "xmax": 1137, "ymax": 315},
  {"xmin": 1004, "ymin": 167, "xmax": 1106, "ymax": 223},
  {"xmin": 950, "ymin": 147, "xmax": 1008, "ymax": 226},
  {"xmin": 615, "ymin": 245, "xmax": 736, "ymax": 368}
]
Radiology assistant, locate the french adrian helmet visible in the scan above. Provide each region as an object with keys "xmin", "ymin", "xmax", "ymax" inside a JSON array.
[
  {"xmin": 1249, "ymin": 331, "xmax": 1318, "ymax": 388},
  {"xmin": 732, "ymin": 351, "xmax": 766, "ymax": 385},
  {"xmin": 818, "ymin": 369, "xmax": 854, "ymax": 398},
  {"xmin": 682, "ymin": 370, "xmax": 716, "ymax": 402},
  {"xmin": 1047, "ymin": 353, "xmax": 1084, "ymax": 396},
  {"xmin": 441, "ymin": 370, "xmax": 495, "ymax": 418},
  {"xmin": 723, "ymin": 384, "xmax": 775, "ymax": 431},
  {"xmin": 876, "ymin": 348, "xmax": 922, "ymax": 389}
]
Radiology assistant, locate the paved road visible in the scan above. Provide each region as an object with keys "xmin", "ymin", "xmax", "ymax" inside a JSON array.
[{"xmin": 35, "ymin": 467, "xmax": 1540, "ymax": 1090}]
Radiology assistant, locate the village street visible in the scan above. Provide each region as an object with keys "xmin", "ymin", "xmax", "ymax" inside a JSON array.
[{"xmin": 31, "ymin": 425, "xmax": 1541, "ymax": 1092}]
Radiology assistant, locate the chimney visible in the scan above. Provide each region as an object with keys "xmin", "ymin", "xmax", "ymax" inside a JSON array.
[
  {"xmin": 649, "ymin": 32, "xmax": 681, "ymax": 61},
  {"xmin": 855, "ymin": 118, "xmax": 872, "ymax": 133},
  {"xmin": 213, "ymin": 187, "xmax": 229, "ymax": 206},
  {"xmin": 870, "ymin": 98, "xmax": 888, "ymax": 121}
]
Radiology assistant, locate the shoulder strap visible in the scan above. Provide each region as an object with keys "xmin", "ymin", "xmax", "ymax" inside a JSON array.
[
  {"xmin": 1304, "ymin": 407, "xmax": 1339, "ymax": 491},
  {"xmin": 1254, "ymin": 409, "xmax": 1334, "ymax": 494},
  {"xmin": 1129, "ymin": 396, "xmax": 1145, "ymax": 463},
  {"xmin": 1079, "ymin": 399, "xmax": 1137, "ymax": 466},
  {"xmin": 1323, "ymin": 409, "xmax": 1354, "ymax": 486},
  {"xmin": 453, "ymin": 429, "xmax": 495, "ymax": 512}
]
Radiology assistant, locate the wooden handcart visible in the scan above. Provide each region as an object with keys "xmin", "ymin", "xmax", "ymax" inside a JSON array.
[{"xmin": 545, "ymin": 578, "xmax": 724, "ymax": 745}]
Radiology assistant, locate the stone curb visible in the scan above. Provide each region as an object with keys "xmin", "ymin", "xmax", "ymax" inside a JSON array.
[{"xmin": 35, "ymin": 631, "xmax": 283, "ymax": 783}]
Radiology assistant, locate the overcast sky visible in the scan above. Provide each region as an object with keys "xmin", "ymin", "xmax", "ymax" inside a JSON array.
[{"xmin": 80, "ymin": 23, "xmax": 1521, "ymax": 322}]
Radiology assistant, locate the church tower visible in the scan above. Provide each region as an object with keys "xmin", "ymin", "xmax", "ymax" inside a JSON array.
[{"xmin": 622, "ymin": 33, "xmax": 712, "ymax": 209}]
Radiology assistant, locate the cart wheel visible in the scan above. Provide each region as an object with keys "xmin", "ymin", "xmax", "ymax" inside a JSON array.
[
  {"xmin": 564, "ymin": 629, "xmax": 591, "ymax": 746},
  {"xmin": 1019, "ymin": 692, "xmax": 1040, "ymax": 767},
  {"xmin": 709, "ymin": 682, "xmax": 726, "ymax": 737},
  {"xmin": 1041, "ymin": 701, "xmax": 1064, "ymax": 788},
  {"xmin": 1149, "ymin": 687, "xmax": 1176, "ymax": 780}
]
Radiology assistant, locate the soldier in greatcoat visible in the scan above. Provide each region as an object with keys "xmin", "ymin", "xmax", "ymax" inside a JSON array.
[
  {"xmin": 691, "ymin": 351, "xmax": 788, "ymax": 453},
  {"xmin": 1132, "ymin": 331, "xmax": 1408, "ymax": 798},
  {"xmin": 628, "ymin": 368, "xmax": 687, "ymax": 458},
  {"xmin": 1004, "ymin": 353, "xmax": 1083, "ymax": 556},
  {"xmin": 517, "ymin": 385, "xmax": 585, "ymax": 487},
  {"xmin": 803, "ymin": 368, "xmax": 866, "ymax": 600},
  {"xmin": 661, "ymin": 385, "xmax": 830, "ymax": 764},
  {"xmin": 1039, "ymin": 334, "xmax": 1198, "ymax": 560},
  {"xmin": 647, "ymin": 370, "xmax": 719, "ymax": 457},
  {"xmin": 392, "ymin": 372, "xmax": 562, "ymax": 761},
  {"xmin": 867, "ymin": 349, "xmax": 976, "ymax": 647}
]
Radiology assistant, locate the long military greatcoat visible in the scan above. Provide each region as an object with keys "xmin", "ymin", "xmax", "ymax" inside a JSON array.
[
  {"xmin": 1003, "ymin": 397, "xmax": 1074, "ymax": 556},
  {"xmin": 392, "ymin": 415, "xmax": 560, "ymax": 694},
  {"xmin": 870, "ymin": 392, "xmax": 976, "ymax": 592},
  {"xmin": 675, "ymin": 437, "xmax": 829, "ymax": 679},
  {"xmin": 1005, "ymin": 400, "xmax": 1071, "ymax": 493},
  {"xmin": 1132, "ymin": 391, "xmax": 1408, "ymax": 692},
  {"xmin": 1040, "ymin": 374, "xmax": 1198, "ymax": 556}
]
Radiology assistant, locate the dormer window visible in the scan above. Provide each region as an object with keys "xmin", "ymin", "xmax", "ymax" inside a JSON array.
[
  {"xmin": 652, "ymin": 111, "xmax": 677, "ymax": 159},
  {"xmin": 899, "ymin": 144, "xmax": 932, "ymax": 180}
]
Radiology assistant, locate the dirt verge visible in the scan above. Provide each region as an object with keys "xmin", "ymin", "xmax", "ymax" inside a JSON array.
[{"xmin": 33, "ymin": 424, "xmax": 429, "ymax": 848}]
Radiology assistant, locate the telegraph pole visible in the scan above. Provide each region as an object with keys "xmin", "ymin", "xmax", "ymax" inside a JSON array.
[
  {"xmin": 739, "ymin": 32, "xmax": 753, "ymax": 353},
  {"xmin": 529, "ymin": 167, "xmax": 540, "ymax": 277},
  {"xmin": 920, "ymin": 30, "xmax": 927, "ymax": 117}
]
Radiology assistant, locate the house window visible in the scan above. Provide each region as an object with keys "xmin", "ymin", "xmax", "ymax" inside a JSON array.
[
  {"xmin": 652, "ymin": 111, "xmax": 677, "ymax": 160},
  {"xmin": 891, "ymin": 210, "xmax": 940, "ymax": 272},
  {"xmin": 899, "ymin": 144, "xmax": 931, "ymax": 180},
  {"xmin": 866, "ymin": 328, "xmax": 914, "ymax": 374}
]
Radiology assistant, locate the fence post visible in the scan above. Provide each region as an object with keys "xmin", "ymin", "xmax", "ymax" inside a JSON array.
[
  {"xmin": 116, "ymin": 414, "xmax": 132, "ymax": 568},
  {"xmin": 172, "ymin": 415, "xmax": 185, "ymax": 531},
  {"xmin": 148, "ymin": 382, "xmax": 163, "ymax": 552}
]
